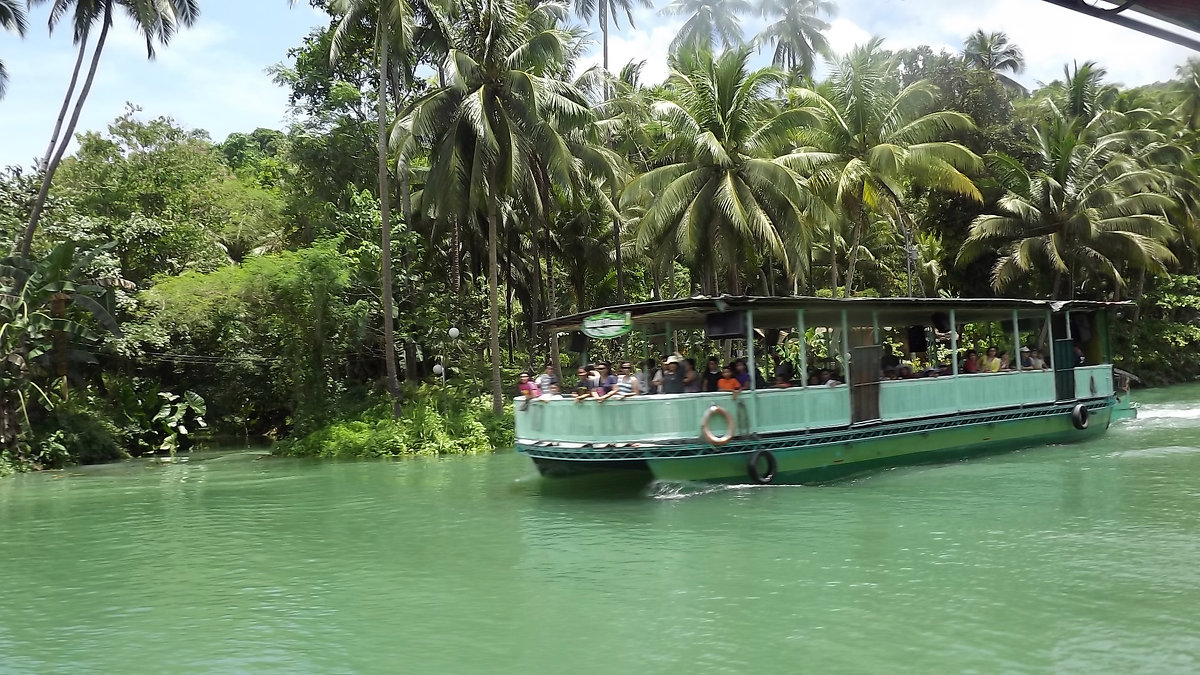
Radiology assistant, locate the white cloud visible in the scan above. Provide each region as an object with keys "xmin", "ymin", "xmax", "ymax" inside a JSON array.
[{"xmin": 825, "ymin": 17, "xmax": 872, "ymax": 57}]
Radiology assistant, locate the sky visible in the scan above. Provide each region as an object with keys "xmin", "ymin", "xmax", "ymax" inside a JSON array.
[{"xmin": 0, "ymin": 0, "xmax": 1195, "ymax": 168}]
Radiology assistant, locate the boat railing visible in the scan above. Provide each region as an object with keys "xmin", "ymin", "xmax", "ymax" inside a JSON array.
[{"xmin": 514, "ymin": 364, "xmax": 1114, "ymax": 444}]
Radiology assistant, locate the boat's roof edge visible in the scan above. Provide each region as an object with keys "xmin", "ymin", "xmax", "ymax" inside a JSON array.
[{"xmin": 540, "ymin": 295, "xmax": 1132, "ymax": 330}]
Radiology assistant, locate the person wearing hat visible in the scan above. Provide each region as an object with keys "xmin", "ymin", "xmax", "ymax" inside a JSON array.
[
  {"xmin": 659, "ymin": 355, "xmax": 685, "ymax": 394},
  {"xmin": 1019, "ymin": 346, "xmax": 1034, "ymax": 369}
]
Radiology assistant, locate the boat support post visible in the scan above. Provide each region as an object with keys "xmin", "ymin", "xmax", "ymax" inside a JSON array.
[
  {"xmin": 840, "ymin": 309, "xmax": 851, "ymax": 385},
  {"xmin": 1012, "ymin": 309, "xmax": 1022, "ymax": 372},
  {"xmin": 745, "ymin": 309, "xmax": 757, "ymax": 434},
  {"xmin": 797, "ymin": 309, "xmax": 807, "ymax": 388},
  {"xmin": 950, "ymin": 308, "xmax": 959, "ymax": 413}
]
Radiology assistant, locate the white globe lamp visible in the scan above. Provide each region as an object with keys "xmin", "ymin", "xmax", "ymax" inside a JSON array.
[{"xmin": 448, "ymin": 327, "xmax": 460, "ymax": 339}]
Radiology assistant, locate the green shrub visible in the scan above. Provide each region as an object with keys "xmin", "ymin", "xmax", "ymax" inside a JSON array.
[
  {"xmin": 31, "ymin": 406, "xmax": 125, "ymax": 467},
  {"xmin": 277, "ymin": 385, "xmax": 508, "ymax": 458}
]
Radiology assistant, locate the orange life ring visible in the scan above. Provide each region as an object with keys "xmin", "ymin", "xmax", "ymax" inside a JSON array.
[{"xmin": 701, "ymin": 405, "xmax": 735, "ymax": 445}]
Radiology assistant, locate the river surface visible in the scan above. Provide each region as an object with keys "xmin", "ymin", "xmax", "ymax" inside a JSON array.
[{"xmin": 2, "ymin": 386, "xmax": 1199, "ymax": 673}]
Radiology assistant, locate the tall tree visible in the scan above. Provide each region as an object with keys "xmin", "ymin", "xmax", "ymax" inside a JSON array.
[
  {"xmin": 17, "ymin": 0, "xmax": 200, "ymax": 257},
  {"xmin": 961, "ymin": 29, "xmax": 1025, "ymax": 91},
  {"xmin": 408, "ymin": 0, "xmax": 593, "ymax": 413},
  {"xmin": 753, "ymin": 0, "xmax": 832, "ymax": 80},
  {"xmin": 624, "ymin": 47, "xmax": 825, "ymax": 292},
  {"xmin": 0, "ymin": 0, "xmax": 27, "ymax": 100},
  {"xmin": 570, "ymin": 0, "xmax": 650, "ymax": 77},
  {"xmin": 959, "ymin": 120, "xmax": 1178, "ymax": 298},
  {"xmin": 328, "ymin": 0, "xmax": 415, "ymax": 414},
  {"xmin": 781, "ymin": 38, "xmax": 984, "ymax": 296},
  {"xmin": 662, "ymin": 0, "xmax": 750, "ymax": 53}
]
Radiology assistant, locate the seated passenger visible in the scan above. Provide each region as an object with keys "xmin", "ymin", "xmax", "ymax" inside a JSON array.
[
  {"xmin": 599, "ymin": 362, "xmax": 641, "ymax": 401},
  {"xmin": 733, "ymin": 360, "xmax": 751, "ymax": 388},
  {"xmin": 1019, "ymin": 346, "xmax": 1034, "ymax": 369},
  {"xmin": 702, "ymin": 357, "xmax": 722, "ymax": 392},
  {"xmin": 1074, "ymin": 343, "xmax": 1087, "ymax": 366},
  {"xmin": 1029, "ymin": 348, "xmax": 1047, "ymax": 370},
  {"xmin": 998, "ymin": 351, "xmax": 1012, "ymax": 371},
  {"xmin": 808, "ymin": 372, "xmax": 822, "ymax": 386},
  {"xmin": 882, "ymin": 366, "xmax": 898, "ymax": 380},
  {"xmin": 717, "ymin": 366, "xmax": 742, "ymax": 392},
  {"xmin": 983, "ymin": 346, "xmax": 1001, "ymax": 372},
  {"xmin": 539, "ymin": 384, "xmax": 563, "ymax": 400},
  {"xmin": 573, "ymin": 367, "xmax": 598, "ymax": 402},
  {"xmin": 517, "ymin": 372, "xmax": 541, "ymax": 400},
  {"xmin": 963, "ymin": 349, "xmax": 981, "ymax": 373},
  {"xmin": 898, "ymin": 364, "xmax": 914, "ymax": 379},
  {"xmin": 771, "ymin": 374, "xmax": 792, "ymax": 389}
]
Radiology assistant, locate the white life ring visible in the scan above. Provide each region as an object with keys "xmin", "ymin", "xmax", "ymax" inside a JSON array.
[{"xmin": 701, "ymin": 405, "xmax": 735, "ymax": 445}]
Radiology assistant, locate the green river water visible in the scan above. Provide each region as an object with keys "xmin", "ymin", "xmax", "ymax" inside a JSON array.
[{"xmin": 2, "ymin": 385, "xmax": 1200, "ymax": 673}]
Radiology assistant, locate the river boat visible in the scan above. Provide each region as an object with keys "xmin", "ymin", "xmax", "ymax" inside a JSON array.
[{"xmin": 515, "ymin": 296, "xmax": 1137, "ymax": 485}]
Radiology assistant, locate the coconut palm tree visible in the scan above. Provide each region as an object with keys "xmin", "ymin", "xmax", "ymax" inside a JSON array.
[
  {"xmin": 570, "ymin": 0, "xmax": 651, "ymax": 78},
  {"xmin": 753, "ymin": 0, "xmax": 833, "ymax": 80},
  {"xmin": 780, "ymin": 38, "xmax": 983, "ymax": 296},
  {"xmin": 623, "ymin": 47, "xmax": 827, "ymax": 293},
  {"xmin": 327, "ymin": 0, "xmax": 415, "ymax": 413},
  {"xmin": 961, "ymin": 29, "xmax": 1025, "ymax": 90},
  {"xmin": 17, "ymin": 0, "xmax": 200, "ymax": 258},
  {"xmin": 406, "ymin": 0, "xmax": 593, "ymax": 413},
  {"xmin": 0, "ymin": 0, "xmax": 27, "ymax": 100},
  {"xmin": 1172, "ymin": 58, "xmax": 1200, "ymax": 132},
  {"xmin": 958, "ymin": 121, "xmax": 1178, "ymax": 298},
  {"xmin": 662, "ymin": 0, "xmax": 751, "ymax": 53}
]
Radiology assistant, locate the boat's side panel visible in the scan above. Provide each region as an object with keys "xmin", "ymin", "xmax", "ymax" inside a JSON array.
[
  {"xmin": 645, "ymin": 404, "xmax": 1113, "ymax": 484},
  {"xmin": 1074, "ymin": 365, "xmax": 1114, "ymax": 398}
]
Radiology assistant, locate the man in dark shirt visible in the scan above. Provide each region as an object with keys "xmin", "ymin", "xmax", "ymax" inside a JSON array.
[
  {"xmin": 659, "ymin": 356, "xmax": 684, "ymax": 394},
  {"xmin": 701, "ymin": 358, "xmax": 722, "ymax": 391}
]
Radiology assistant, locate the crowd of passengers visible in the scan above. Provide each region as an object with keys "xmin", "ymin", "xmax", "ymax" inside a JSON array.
[
  {"xmin": 517, "ymin": 354, "xmax": 845, "ymax": 403},
  {"xmin": 517, "ymin": 341, "xmax": 1085, "ymax": 402}
]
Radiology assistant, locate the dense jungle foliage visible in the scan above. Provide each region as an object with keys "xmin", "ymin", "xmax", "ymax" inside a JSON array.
[{"xmin": 4, "ymin": 0, "xmax": 1200, "ymax": 471}]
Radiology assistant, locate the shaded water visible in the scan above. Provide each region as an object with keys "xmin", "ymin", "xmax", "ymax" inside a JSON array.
[{"xmin": 2, "ymin": 385, "xmax": 1200, "ymax": 673}]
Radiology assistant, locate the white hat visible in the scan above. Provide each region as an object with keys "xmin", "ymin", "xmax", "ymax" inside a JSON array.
[
  {"xmin": 666, "ymin": 355, "xmax": 681, "ymax": 364},
  {"xmin": 1020, "ymin": 346, "xmax": 1031, "ymax": 353}
]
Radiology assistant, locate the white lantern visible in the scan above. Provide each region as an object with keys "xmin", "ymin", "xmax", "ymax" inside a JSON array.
[
  {"xmin": 432, "ymin": 364, "xmax": 444, "ymax": 376},
  {"xmin": 448, "ymin": 327, "xmax": 460, "ymax": 339}
]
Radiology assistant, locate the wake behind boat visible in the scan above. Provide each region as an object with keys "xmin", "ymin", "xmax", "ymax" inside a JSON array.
[{"xmin": 515, "ymin": 296, "xmax": 1136, "ymax": 484}]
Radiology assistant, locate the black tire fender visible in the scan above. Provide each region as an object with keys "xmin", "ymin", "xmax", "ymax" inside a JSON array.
[{"xmin": 747, "ymin": 450, "xmax": 777, "ymax": 485}]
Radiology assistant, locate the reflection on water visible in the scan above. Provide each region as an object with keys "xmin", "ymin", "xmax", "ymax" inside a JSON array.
[{"xmin": 1, "ymin": 385, "xmax": 1199, "ymax": 673}]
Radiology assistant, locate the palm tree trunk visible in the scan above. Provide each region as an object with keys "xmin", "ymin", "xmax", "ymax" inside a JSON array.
[
  {"xmin": 543, "ymin": 202, "xmax": 562, "ymax": 382},
  {"xmin": 613, "ymin": 216, "xmax": 624, "ymax": 302},
  {"xmin": 17, "ymin": 4, "xmax": 112, "ymax": 258},
  {"xmin": 529, "ymin": 217, "xmax": 542, "ymax": 367},
  {"xmin": 487, "ymin": 183, "xmax": 504, "ymax": 415},
  {"xmin": 843, "ymin": 211, "xmax": 866, "ymax": 297},
  {"xmin": 828, "ymin": 219, "xmax": 839, "ymax": 297},
  {"xmin": 601, "ymin": 3, "xmax": 609, "ymax": 75},
  {"xmin": 38, "ymin": 31, "xmax": 90, "ymax": 173},
  {"xmin": 377, "ymin": 21, "xmax": 402, "ymax": 416},
  {"xmin": 451, "ymin": 218, "xmax": 461, "ymax": 294}
]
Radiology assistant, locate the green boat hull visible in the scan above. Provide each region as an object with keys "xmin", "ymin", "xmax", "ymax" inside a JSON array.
[{"xmin": 522, "ymin": 398, "xmax": 1121, "ymax": 485}]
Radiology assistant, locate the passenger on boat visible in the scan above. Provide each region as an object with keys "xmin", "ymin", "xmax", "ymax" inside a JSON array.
[
  {"xmin": 682, "ymin": 358, "xmax": 700, "ymax": 393},
  {"xmin": 599, "ymin": 362, "xmax": 641, "ymax": 401},
  {"xmin": 518, "ymin": 372, "xmax": 541, "ymax": 400},
  {"xmin": 1074, "ymin": 343, "xmax": 1087, "ymax": 366},
  {"xmin": 572, "ymin": 367, "xmax": 599, "ymax": 402},
  {"xmin": 808, "ymin": 372, "xmax": 822, "ymax": 386},
  {"xmin": 596, "ymin": 362, "xmax": 618, "ymax": 392},
  {"xmin": 539, "ymin": 384, "xmax": 563, "ymax": 400},
  {"xmin": 535, "ymin": 363, "xmax": 557, "ymax": 392},
  {"xmin": 771, "ymin": 374, "xmax": 792, "ymax": 388},
  {"xmin": 898, "ymin": 364, "xmax": 915, "ymax": 379},
  {"xmin": 998, "ymin": 351, "xmax": 1013, "ymax": 371},
  {"xmin": 637, "ymin": 358, "xmax": 657, "ymax": 394},
  {"xmin": 733, "ymin": 360, "xmax": 751, "ymax": 388},
  {"xmin": 1028, "ymin": 348, "xmax": 1048, "ymax": 370},
  {"xmin": 702, "ymin": 358, "xmax": 722, "ymax": 392},
  {"xmin": 717, "ymin": 366, "xmax": 742, "ymax": 392},
  {"xmin": 983, "ymin": 347, "xmax": 1002, "ymax": 372},
  {"xmin": 659, "ymin": 356, "xmax": 685, "ymax": 394},
  {"xmin": 882, "ymin": 366, "xmax": 899, "ymax": 380},
  {"xmin": 963, "ymin": 349, "xmax": 981, "ymax": 374}
]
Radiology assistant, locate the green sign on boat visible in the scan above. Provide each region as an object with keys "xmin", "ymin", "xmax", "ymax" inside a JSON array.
[{"xmin": 581, "ymin": 311, "xmax": 633, "ymax": 339}]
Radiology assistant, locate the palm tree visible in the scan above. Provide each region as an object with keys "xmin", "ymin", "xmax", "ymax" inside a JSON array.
[
  {"xmin": 623, "ymin": 47, "xmax": 826, "ymax": 293},
  {"xmin": 16, "ymin": 0, "xmax": 200, "ymax": 257},
  {"xmin": 780, "ymin": 38, "xmax": 983, "ymax": 296},
  {"xmin": 1172, "ymin": 58, "xmax": 1200, "ymax": 132},
  {"xmin": 407, "ymin": 0, "xmax": 593, "ymax": 414},
  {"xmin": 0, "ymin": 0, "xmax": 27, "ymax": 100},
  {"xmin": 327, "ymin": 0, "xmax": 414, "ymax": 414},
  {"xmin": 570, "ymin": 0, "xmax": 651, "ymax": 78},
  {"xmin": 753, "ymin": 0, "xmax": 833, "ymax": 80},
  {"xmin": 958, "ymin": 122, "xmax": 1178, "ymax": 298},
  {"xmin": 662, "ymin": 0, "xmax": 751, "ymax": 53},
  {"xmin": 961, "ymin": 29, "xmax": 1025, "ymax": 90}
]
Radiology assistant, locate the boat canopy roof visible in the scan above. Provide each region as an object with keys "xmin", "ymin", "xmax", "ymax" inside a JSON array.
[{"xmin": 541, "ymin": 295, "xmax": 1131, "ymax": 331}]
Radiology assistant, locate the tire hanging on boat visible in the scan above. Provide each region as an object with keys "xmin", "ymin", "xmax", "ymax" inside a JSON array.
[
  {"xmin": 746, "ymin": 450, "xmax": 777, "ymax": 484},
  {"xmin": 1071, "ymin": 404, "xmax": 1090, "ymax": 430},
  {"xmin": 701, "ymin": 405, "xmax": 735, "ymax": 445}
]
